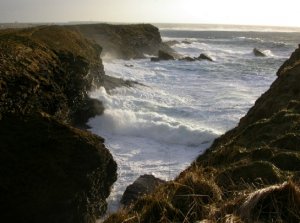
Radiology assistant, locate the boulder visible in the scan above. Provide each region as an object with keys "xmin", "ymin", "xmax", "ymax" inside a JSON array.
[
  {"xmin": 179, "ymin": 56, "xmax": 196, "ymax": 62},
  {"xmin": 182, "ymin": 40, "xmax": 192, "ymax": 44},
  {"xmin": 158, "ymin": 50, "xmax": 175, "ymax": 60},
  {"xmin": 197, "ymin": 53, "xmax": 213, "ymax": 61},
  {"xmin": 0, "ymin": 113, "xmax": 117, "ymax": 223},
  {"xmin": 253, "ymin": 48, "xmax": 266, "ymax": 57},
  {"xmin": 150, "ymin": 57, "xmax": 160, "ymax": 62},
  {"xmin": 164, "ymin": 40, "xmax": 180, "ymax": 47},
  {"xmin": 121, "ymin": 174, "xmax": 165, "ymax": 206}
]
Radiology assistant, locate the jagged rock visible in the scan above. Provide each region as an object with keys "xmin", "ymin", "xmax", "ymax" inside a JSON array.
[
  {"xmin": 164, "ymin": 40, "xmax": 180, "ymax": 46},
  {"xmin": 253, "ymin": 48, "xmax": 266, "ymax": 57},
  {"xmin": 158, "ymin": 50, "xmax": 175, "ymax": 60},
  {"xmin": 121, "ymin": 174, "xmax": 165, "ymax": 206},
  {"xmin": 197, "ymin": 53, "xmax": 213, "ymax": 61},
  {"xmin": 150, "ymin": 57, "xmax": 160, "ymax": 62},
  {"xmin": 182, "ymin": 40, "xmax": 192, "ymax": 44},
  {"xmin": 179, "ymin": 56, "xmax": 196, "ymax": 62}
]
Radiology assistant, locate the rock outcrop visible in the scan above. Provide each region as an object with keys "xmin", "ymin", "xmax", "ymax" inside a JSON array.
[
  {"xmin": 197, "ymin": 53, "xmax": 213, "ymax": 61},
  {"xmin": 104, "ymin": 46, "xmax": 300, "ymax": 223},
  {"xmin": 0, "ymin": 26, "xmax": 117, "ymax": 222},
  {"xmin": 253, "ymin": 48, "xmax": 266, "ymax": 57},
  {"xmin": 68, "ymin": 23, "xmax": 175, "ymax": 60},
  {"xmin": 121, "ymin": 175, "xmax": 165, "ymax": 206}
]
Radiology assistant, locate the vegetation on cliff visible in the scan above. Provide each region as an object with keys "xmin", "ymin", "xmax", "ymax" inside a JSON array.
[
  {"xmin": 104, "ymin": 46, "xmax": 300, "ymax": 222},
  {"xmin": 0, "ymin": 26, "xmax": 117, "ymax": 222}
]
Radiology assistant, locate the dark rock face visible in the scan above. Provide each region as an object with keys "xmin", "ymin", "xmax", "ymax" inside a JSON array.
[
  {"xmin": 197, "ymin": 53, "xmax": 213, "ymax": 61},
  {"xmin": 0, "ymin": 26, "xmax": 117, "ymax": 222},
  {"xmin": 158, "ymin": 50, "xmax": 175, "ymax": 60},
  {"xmin": 182, "ymin": 40, "xmax": 192, "ymax": 44},
  {"xmin": 179, "ymin": 56, "xmax": 196, "ymax": 62},
  {"xmin": 69, "ymin": 24, "xmax": 175, "ymax": 60},
  {"xmin": 121, "ymin": 175, "xmax": 165, "ymax": 206},
  {"xmin": 164, "ymin": 40, "xmax": 180, "ymax": 47},
  {"xmin": 150, "ymin": 50, "xmax": 176, "ymax": 62},
  {"xmin": 150, "ymin": 57, "xmax": 160, "ymax": 62},
  {"xmin": 253, "ymin": 48, "xmax": 266, "ymax": 57},
  {"xmin": 0, "ymin": 113, "xmax": 117, "ymax": 223}
]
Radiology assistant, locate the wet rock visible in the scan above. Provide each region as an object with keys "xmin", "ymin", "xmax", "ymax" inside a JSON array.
[
  {"xmin": 197, "ymin": 53, "xmax": 213, "ymax": 61},
  {"xmin": 253, "ymin": 48, "xmax": 266, "ymax": 57},
  {"xmin": 182, "ymin": 40, "xmax": 192, "ymax": 44},
  {"xmin": 164, "ymin": 40, "xmax": 180, "ymax": 46},
  {"xmin": 125, "ymin": 64, "xmax": 134, "ymax": 67},
  {"xmin": 150, "ymin": 57, "xmax": 160, "ymax": 62},
  {"xmin": 179, "ymin": 56, "xmax": 196, "ymax": 62},
  {"xmin": 121, "ymin": 174, "xmax": 165, "ymax": 206},
  {"xmin": 158, "ymin": 50, "xmax": 175, "ymax": 60}
]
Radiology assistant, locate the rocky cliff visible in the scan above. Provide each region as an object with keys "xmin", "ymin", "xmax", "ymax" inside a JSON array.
[
  {"xmin": 68, "ymin": 23, "xmax": 175, "ymax": 59},
  {"xmin": 0, "ymin": 26, "xmax": 117, "ymax": 222},
  {"xmin": 104, "ymin": 46, "xmax": 300, "ymax": 223}
]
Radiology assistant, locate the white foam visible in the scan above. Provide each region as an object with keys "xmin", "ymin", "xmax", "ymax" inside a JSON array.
[{"xmin": 89, "ymin": 87, "xmax": 218, "ymax": 147}]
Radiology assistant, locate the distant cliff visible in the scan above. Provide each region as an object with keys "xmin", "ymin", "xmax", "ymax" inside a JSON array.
[
  {"xmin": 104, "ymin": 46, "xmax": 300, "ymax": 223},
  {"xmin": 0, "ymin": 26, "xmax": 117, "ymax": 222},
  {"xmin": 68, "ymin": 23, "xmax": 175, "ymax": 59}
]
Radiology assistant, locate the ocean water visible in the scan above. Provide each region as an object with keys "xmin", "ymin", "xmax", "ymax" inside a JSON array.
[{"xmin": 88, "ymin": 26, "xmax": 300, "ymax": 214}]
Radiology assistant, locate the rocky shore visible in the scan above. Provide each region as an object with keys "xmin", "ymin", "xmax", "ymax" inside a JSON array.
[
  {"xmin": 1, "ymin": 22, "xmax": 300, "ymax": 223},
  {"xmin": 104, "ymin": 45, "xmax": 300, "ymax": 222}
]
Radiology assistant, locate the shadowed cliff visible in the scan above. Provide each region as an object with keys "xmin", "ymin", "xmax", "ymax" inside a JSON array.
[
  {"xmin": 0, "ymin": 25, "xmax": 117, "ymax": 222},
  {"xmin": 104, "ymin": 46, "xmax": 300, "ymax": 223}
]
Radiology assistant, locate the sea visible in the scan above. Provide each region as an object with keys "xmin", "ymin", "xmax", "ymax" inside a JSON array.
[{"xmin": 87, "ymin": 24, "xmax": 300, "ymax": 214}]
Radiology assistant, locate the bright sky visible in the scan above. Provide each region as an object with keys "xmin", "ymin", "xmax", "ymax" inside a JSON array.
[{"xmin": 1, "ymin": 0, "xmax": 300, "ymax": 27}]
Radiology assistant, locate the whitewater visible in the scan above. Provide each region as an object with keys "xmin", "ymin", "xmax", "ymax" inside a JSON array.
[{"xmin": 88, "ymin": 27, "xmax": 300, "ymax": 213}]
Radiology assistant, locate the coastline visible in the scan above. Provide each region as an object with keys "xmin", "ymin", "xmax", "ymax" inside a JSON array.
[{"xmin": 1, "ymin": 23, "xmax": 300, "ymax": 222}]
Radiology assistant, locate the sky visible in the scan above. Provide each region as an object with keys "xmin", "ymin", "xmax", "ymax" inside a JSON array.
[{"xmin": 0, "ymin": 0, "xmax": 300, "ymax": 27}]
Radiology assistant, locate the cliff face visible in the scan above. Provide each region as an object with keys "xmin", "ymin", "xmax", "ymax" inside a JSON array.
[
  {"xmin": 0, "ymin": 26, "xmax": 117, "ymax": 222},
  {"xmin": 104, "ymin": 46, "xmax": 300, "ymax": 223},
  {"xmin": 68, "ymin": 23, "xmax": 174, "ymax": 59}
]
